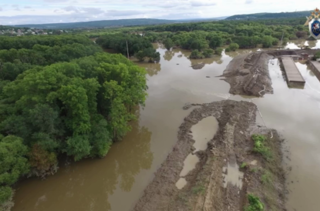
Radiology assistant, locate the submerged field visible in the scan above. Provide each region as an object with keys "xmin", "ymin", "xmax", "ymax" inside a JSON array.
[{"xmin": 11, "ymin": 41, "xmax": 320, "ymax": 211}]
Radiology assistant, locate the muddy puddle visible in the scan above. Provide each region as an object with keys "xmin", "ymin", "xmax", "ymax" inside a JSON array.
[
  {"xmin": 175, "ymin": 178, "xmax": 187, "ymax": 190},
  {"xmin": 222, "ymin": 162, "xmax": 244, "ymax": 189},
  {"xmin": 12, "ymin": 41, "xmax": 320, "ymax": 211},
  {"xmin": 179, "ymin": 153, "xmax": 199, "ymax": 177},
  {"xmin": 191, "ymin": 116, "xmax": 219, "ymax": 152}
]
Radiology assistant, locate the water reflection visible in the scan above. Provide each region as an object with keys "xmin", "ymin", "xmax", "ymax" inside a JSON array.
[
  {"xmin": 163, "ymin": 50, "xmax": 175, "ymax": 61},
  {"xmin": 12, "ymin": 120, "xmax": 153, "ymax": 211},
  {"xmin": 138, "ymin": 62, "xmax": 161, "ymax": 77},
  {"xmin": 189, "ymin": 55, "xmax": 223, "ymax": 70},
  {"xmin": 284, "ymin": 40, "xmax": 320, "ymax": 49}
]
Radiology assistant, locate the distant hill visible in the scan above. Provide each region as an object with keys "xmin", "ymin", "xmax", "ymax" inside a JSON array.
[
  {"xmin": 0, "ymin": 25, "xmax": 15, "ymax": 30},
  {"xmin": 226, "ymin": 11, "xmax": 311, "ymax": 20},
  {"xmin": 13, "ymin": 18, "xmax": 179, "ymax": 29},
  {"xmin": 12, "ymin": 17, "xmax": 229, "ymax": 30}
]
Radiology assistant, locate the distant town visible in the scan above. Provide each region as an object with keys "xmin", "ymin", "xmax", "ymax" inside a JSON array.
[{"xmin": 0, "ymin": 27, "xmax": 70, "ymax": 36}]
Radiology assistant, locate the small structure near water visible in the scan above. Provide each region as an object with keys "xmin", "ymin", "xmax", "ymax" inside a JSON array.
[
  {"xmin": 279, "ymin": 56, "xmax": 305, "ymax": 87},
  {"xmin": 308, "ymin": 60, "xmax": 320, "ymax": 81}
]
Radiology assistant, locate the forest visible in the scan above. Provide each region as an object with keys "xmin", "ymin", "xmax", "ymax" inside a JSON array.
[
  {"xmin": 0, "ymin": 35, "xmax": 148, "ymax": 210},
  {"xmin": 137, "ymin": 18, "xmax": 310, "ymax": 58},
  {"xmin": 96, "ymin": 33, "xmax": 160, "ymax": 62},
  {"xmin": 86, "ymin": 18, "xmax": 311, "ymax": 59},
  {"xmin": 13, "ymin": 18, "xmax": 178, "ymax": 29},
  {"xmin": 226, "ymin": 11, "xmax": 311, "ymax": 20}
]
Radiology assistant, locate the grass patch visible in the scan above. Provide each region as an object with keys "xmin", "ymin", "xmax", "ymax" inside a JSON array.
[
  {"xmin": 261, "ymin": 170, "xmax": 272, "ymax": 185},
  {"xmin": 250, "ymin": 167, "xmax": 259, "ymax": 173},
  {"xmin": 252, "ymin": 134, "xmax": 273, "ymax": 161},
  {"xmin": 245, "ymin": 194, "xmax": 264, "ymax": 211},
  {"xmin": 240, "ymin": 162, "xmax": 247, "ymax": 169},
  {"xmin": 191, "ymin": 185, "xmax": 206, "ymax": 195}
]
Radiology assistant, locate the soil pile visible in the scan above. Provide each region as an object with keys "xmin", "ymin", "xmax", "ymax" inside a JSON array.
[
  {"xmin": 221, "ymin": 52, "xmax": 273, "ymax": 97},
  {"xmin": 133, "ymin": 100, "xmax": 286, "ymax": 211}
]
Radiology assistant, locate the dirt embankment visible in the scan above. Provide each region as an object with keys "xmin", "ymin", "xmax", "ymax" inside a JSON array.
[
  {"xmin": 220, "ymin": 52, "xmax": 273, "ymax": 97},
  {"xmin": 133, "ymin": 100, "xmax": 286, "ymax": 211}
]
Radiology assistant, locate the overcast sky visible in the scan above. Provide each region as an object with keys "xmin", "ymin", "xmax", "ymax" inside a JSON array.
[{"xmin": 0, "ymin": 0, "xmax": 319, "ymax": 25}]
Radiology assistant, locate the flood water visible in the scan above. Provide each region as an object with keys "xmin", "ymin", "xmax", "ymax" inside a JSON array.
[
  {"xmin": 191, "ymin": 116, "xmax": 219, "ymax": 152},
  {"xmin": 179, "ymin": 154, "xmax": 199, "ymax": 177},
  {"xmin": 12, "ymin": 41, "xmax": 320, "ymax": 211}
]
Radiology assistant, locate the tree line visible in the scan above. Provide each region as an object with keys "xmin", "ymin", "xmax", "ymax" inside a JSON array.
[
  {"xmin": 0, "ymin": 35, "xmax": 93, "ymax": 50},
  {"xmin": 0, "ymin": 35, "xmax": 148, "ymax": 210},
  {"xmin": 96, "ymin": 33, "xmax": 160, "ymax": 62},
  {"xmin": 0, "ymin": 43, "xmax": 102, "ymax": 81},
  {"xmin": 138, "ymin": 19, "xmax": 311, "ymax": 58}
]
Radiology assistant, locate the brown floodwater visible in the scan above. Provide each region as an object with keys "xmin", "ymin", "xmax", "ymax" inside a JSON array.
[
  {"xmin": 175, "ymin": 178, "xmax": 187, "ymax": 190},
  {"xmin": 191, "ymin": 116, "xmax": 219, "ymax": 152},
  {"xmin": 179, "ymin": 154, "xmax": 199, "ymax": 177},
  {"xmin": 12, "ymin": 41, "xmax": 320, "ymax": 211},
  {"xmin": 12, "ymin": 45, "xmax": 245, "ymax": 211}
]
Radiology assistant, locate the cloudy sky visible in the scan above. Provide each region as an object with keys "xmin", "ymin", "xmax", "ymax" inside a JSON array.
[{"xmin": 0, "ymin": 0, "xmax": 319, "ymax": 25}]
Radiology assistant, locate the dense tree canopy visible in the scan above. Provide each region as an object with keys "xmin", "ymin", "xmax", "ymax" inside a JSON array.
[
  {"xmin": 0, "ymin": 40, "xmax": 102, "ymax": 81},
  {"xmin": 1, "ymin": 53, "xmax": 147, "ymax": 164},
  {"xmin": 142, "ymin": 19, "xmax": 309, "ymax": 50},
  {"xmin": 96, "ymin": 33, "xmax": 160, "ymax": 62},
  {"xmin": 0, "ymin": 35, "xmax": 92, "ymax": 50},
  {"xmin": 0, "ymin": 35, "xmax": 148, "ymax": 209}
]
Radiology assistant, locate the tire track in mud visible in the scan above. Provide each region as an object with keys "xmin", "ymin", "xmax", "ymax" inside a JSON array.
[
  {"xmin": 220, "ymin": 52, "xmax": 273, "ymax": 97},
  {"xmin": 133, "ymin": 100, "xmax": 286, "ymax": 211}
]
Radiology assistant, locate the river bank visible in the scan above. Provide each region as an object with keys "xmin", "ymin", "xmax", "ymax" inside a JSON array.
[
  {"xmin": 221, "ymin": 52, "xmax": 273, "ymax": 97},
  {"xmin": 134, "ymin": 100, "xmax": 286, "ymax": 211}
]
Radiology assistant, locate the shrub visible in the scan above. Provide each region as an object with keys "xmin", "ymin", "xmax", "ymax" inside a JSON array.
[
  {"xmin": 190, "ymin": 50, "xmax": 204, "ymax": 59},
  {"xmin": 245, "ymin": 194, "xmax": 264, "ymax": 211},
  {"xmin": 164, "ymin": 38, "xmax": 174, "ymax": 50},
  {"xmin": 215, "ymin": 47, "xmax": 223, "ymax": 56},
  {"xmin": 229, "ymin": 43, "xmax": 239, "ymax": 51},
  {"xmin": 203, "ymin": 49, "xmax": 214, "ymax": 58},
  {"xmin": 251, "ymin": 134, "xmax": 273, "ymax": 160},
  {"xmin": 240, "ymin": 162, "xmax": 247, "ymax": 169}
]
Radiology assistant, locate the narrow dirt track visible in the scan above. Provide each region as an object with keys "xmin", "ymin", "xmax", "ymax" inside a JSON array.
[{"xmin": 133, "ymin": 100, "xmax": 286, "ymax": 211}]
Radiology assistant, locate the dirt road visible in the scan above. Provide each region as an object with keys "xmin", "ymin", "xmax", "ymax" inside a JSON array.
[
  {"xmin": 221, "ymin": 52, "xmax": 273, "ymax": 97},
  {"xmin": 133, "ymin": 100, "xmax": 286, "ymax": 211}
]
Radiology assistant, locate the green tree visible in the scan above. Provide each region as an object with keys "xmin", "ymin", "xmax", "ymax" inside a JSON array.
[
  {"xmin": 229, "ymin": 43, "xmax": 239, "ymax": 51},
  {"xmin": 262, "ymin": 36, "xmax": 274, "ymax": 48},
  {"xmin": 203, "ymin": 49, "xmax": 214, "ymax": 58},
  {"xmin": 215, "ymin": 47, "xmax": 223, "ymax": 56},
  {"xmin": 0, "ymin": 136, "xmax": 29, "ymax": 206},
  {"xmin": 208, "ymin": 34, "xmax": 223, "ymax": 48},
  {"xmin": 190, "ymin": 50, "xmax": 204, "ymax": 59},
  {"xmin": 164, "ymin": 38, "xmax": 174, "ymax": 50}
]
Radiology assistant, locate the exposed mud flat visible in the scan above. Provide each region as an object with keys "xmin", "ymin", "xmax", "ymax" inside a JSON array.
[
  {"xmin": 133, "ymin": 100, "xmax": 286, "ymax": 211},
  {"xmin": 221, "ymin": 52, "xmax": 273, "ymax": 97}
]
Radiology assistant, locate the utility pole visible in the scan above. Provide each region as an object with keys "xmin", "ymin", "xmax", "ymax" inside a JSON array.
[
  {"xmin": 126, "ymin": 40, "xmax": 129, "ymax": 59},
  {"xmin": 280, "ymin": 31, "xmax": 284, "ymax": 49}
]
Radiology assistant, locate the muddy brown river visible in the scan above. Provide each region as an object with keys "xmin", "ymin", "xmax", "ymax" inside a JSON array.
[{"xmin": 13, "ymin": 42, "xmax": 320, "ymax": 211}]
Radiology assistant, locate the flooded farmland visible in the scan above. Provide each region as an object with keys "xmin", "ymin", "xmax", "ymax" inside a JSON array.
[{"xmin": 12, "ymin": 41, "xmax": 320, "ymax": 211}]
